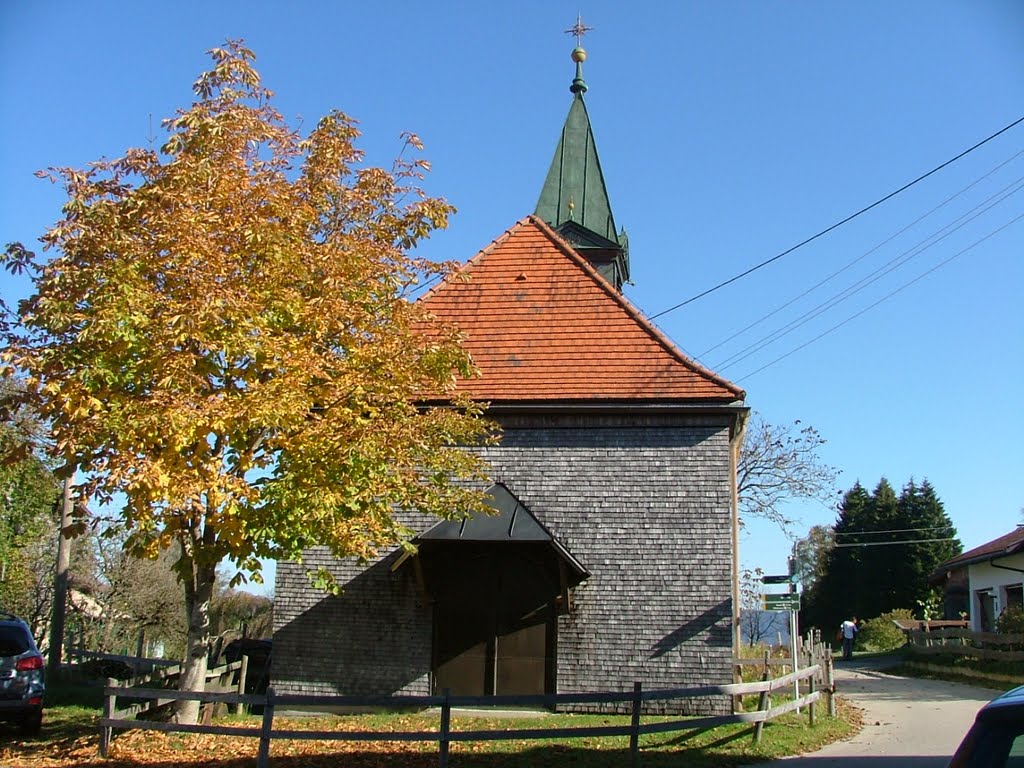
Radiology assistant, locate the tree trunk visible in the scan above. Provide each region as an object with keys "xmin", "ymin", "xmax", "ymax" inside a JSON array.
[
  {"xmin": 47, "ymin": 470, "xmax": 74, "ymax": 676},
  {"xmin": 175, "ymin": 558, "xmax": 217, "ymax": 724}
]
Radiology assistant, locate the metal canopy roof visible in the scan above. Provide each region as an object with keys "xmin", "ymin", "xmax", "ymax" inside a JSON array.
[{"xmin": 415, "ymin": 483, "xmax": 590, "ymax": 579}]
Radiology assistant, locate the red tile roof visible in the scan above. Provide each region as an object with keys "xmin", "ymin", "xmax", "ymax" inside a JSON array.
[
  {"xmin": 936, "ymin": 527, "xmax": 1024, "ymax": 572},
  {"xmin": 419, "ymin": 216, "xmax": 744, "ymax": 403}
]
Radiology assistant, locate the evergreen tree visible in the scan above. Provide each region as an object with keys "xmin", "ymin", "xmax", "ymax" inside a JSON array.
[
  {"xmin": 892, "ymin": 479, "xmax": 961, "ymax": 611},
  {"xmin": 802, "ymin": 482, "xmax": 869, "ymax": 633},
  {"xmin": 802, "ymin": 476, "xmax": 962, "ymax": 634},
  {"xmin": 860, "ymin": 478, "xmax": 901, "ymax": 615}
]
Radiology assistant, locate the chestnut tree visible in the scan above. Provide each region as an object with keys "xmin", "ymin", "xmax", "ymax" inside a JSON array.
[{"xmin": 2, "ymin": 42, "xmax": 492, "ymax": 722}]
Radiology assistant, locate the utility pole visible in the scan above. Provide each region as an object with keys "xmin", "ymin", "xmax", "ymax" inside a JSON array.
[{"xmin": 47, "ymin": 468, "xmax": 73, "ymax": 676}]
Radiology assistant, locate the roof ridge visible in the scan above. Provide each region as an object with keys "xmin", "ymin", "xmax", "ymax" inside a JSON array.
[
  {"xmin": 525, "ymin": 215, "xmax": 745, "ymax": 400},
  {"xmin": 947, "ymin": 527, "xmax": 1024, "ymax": 564}
]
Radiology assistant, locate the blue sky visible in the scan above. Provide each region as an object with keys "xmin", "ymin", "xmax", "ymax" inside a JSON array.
[{"xmin": 2, "ymin": 1, "xmax": 1022, "ymax": 594}]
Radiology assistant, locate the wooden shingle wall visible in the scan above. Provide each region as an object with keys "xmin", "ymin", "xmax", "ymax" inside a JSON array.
[{"xmin": 272, "ymin": 412, "xmax": 736, "ymax": 715}]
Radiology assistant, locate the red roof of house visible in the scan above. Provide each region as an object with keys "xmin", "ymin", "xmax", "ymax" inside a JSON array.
[
  {"xmin": 419, "ymin": 216, "xmax": 744, "ymax": 404},
  {"xmin": 936, "ymin": 527, "xmax": 1024, "ymax": 573}
]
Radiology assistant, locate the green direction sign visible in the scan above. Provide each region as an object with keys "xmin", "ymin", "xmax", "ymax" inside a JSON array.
[
  {"xmin": 761, "ymin": 574, "xmax": 796, "ymax": 585},
  {"xmin": 763, "ymin": 593, "xmax": 801, "ymax": 611}
]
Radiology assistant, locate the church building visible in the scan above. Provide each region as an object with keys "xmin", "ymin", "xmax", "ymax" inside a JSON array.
[{"xmin": 272, "ymin": 42, "xmax": 747, "ymax": 716}]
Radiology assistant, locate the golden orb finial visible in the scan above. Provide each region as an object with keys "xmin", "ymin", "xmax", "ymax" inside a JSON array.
[{"xmin": 565, "ymin": 15, "xmax": 593, "ymax": 95}]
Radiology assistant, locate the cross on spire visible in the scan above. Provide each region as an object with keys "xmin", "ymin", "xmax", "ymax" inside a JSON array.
[{"xmin": 564, "ymin": 14, "xmax": 593, "ymax": 46}]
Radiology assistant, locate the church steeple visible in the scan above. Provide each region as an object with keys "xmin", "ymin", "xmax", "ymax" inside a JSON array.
[{"xmin": 534, "ymin": 24, "xmax": 630, "ymax": 291}]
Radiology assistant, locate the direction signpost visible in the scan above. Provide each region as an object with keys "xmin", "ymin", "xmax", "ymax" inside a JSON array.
[
  {"xmin": 762, "ymin": 593, "xmax": 800, "ymax": 611},
  {"xmin": 760, "ymin": 574, "xmax": 797, "ymax": 585},
  {"xmin": 762, "ymin": 564, "xmax": 802, "ymax": 708}
]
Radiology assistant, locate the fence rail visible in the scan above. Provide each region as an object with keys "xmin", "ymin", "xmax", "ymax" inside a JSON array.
[
  {"xmin": 906, "ymin": 628, "xmax": 1024, "ymax": 662},
  {"xmin": 100, "ymin": 663, "xmax": 826, "ymax": 768},
  {"xmin": 96, "ymin": 657, "xmax": 247, "ymax": 743}
]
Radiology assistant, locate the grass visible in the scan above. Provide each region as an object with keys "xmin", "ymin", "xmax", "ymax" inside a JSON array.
[
  {"xmin": 891, "ymin": 652, "xmax": 1024, "ymax": 691},
  {"xmin": 0, "ymin": 665, "xmax": 858, "ymax": 766}
]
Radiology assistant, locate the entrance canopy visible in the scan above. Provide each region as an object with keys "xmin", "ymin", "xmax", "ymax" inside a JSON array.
[
  {"xmin": 392, "ymin": 483, "xmax": 590, "ymax": 598},
  {"xmin": 416, "ymin": 483, "xmax": 588, "ymax": 583},
  {"xmin": 392, "ymin": 484, "xmax": 589, "ymax": 697}
]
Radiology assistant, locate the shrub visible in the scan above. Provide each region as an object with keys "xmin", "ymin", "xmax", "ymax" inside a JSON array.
[
  {"xmin": 996, "ymin": 606, "xmax": 1024, "ymax": 635},
  {"xmin": 858, "ymin": 609, "xmax": 913, "ymax": 652}
]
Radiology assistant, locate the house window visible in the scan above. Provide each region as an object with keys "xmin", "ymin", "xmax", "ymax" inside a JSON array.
[
  {"xmin": 976, "ymin": 590, "xmax": 997, "ymax": 632},
  {"xmin": 1004, "ymin": 584, "xmax": 1024, "ymax": 612}
]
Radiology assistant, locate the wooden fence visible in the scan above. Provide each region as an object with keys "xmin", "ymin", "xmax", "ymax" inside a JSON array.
[
  {"xmin": 99, "ymin": 664, "xmax": 827, "ymax": 768},
  {"xmin": 99, "ymin": 658, "xmax": 248, "ymax": 733},
  {"xmin": 906, "ymin": 627, "xmax": 1024, "ymax": 662},
  {"xmin": 734, "ymin": 631, "xmax": 836, "ymax": 716},
  {"xmin": 734, "ymin": 631, "xmax": 834, "ymax": 672}
]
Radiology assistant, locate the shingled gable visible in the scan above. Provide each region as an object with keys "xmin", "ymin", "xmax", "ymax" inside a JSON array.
[{"xmin": 419, "ymin": 215, "xmax": 744, "ymax": 403}]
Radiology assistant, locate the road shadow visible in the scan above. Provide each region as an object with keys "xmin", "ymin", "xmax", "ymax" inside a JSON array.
[{"xmin": 747, "ymin": 759, "xmax": 952, "ymax": 768}]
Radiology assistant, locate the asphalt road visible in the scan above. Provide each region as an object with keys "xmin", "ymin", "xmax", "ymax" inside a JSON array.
[{"xmin": 749, "ymin": 657, "xmax": 1004, "ymax": 767}]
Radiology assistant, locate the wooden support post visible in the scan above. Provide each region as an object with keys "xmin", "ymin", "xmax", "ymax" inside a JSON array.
[
  {"xmin": 630, "ymin": 681, "xmax": 642, "ymax": 768},
  {"xmin": 236, "ymin": 654, "xmax": 249, "ymax": 716},
  {"xmin": 752, "ymin": 658, "xmax": 771, "ymax": 743},
  {"xmin": 826, "ymin": 653, "xmax": 837, "ymax": 718},
  {"xmin": 256, "ymin": 686, "xmax": 275, "ymax": 768},
  {"xmin": 98, "ymin": 677, "xmax": 115, "ymax": 757},
  {"xmin": 439, "ymin": 688, "xmax": 451, "ymax": 768},
  {"xmin": 808, "ymin": 672, "xmax": 816, "ymax": 727},
  {"xmin": 732, "ymin": 656, "xmax": 741, "ymax": 714}
]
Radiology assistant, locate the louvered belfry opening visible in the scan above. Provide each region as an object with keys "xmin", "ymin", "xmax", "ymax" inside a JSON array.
[{"xmin": 411, "ymin": 484, "xmax": 588, "ymax": 697}]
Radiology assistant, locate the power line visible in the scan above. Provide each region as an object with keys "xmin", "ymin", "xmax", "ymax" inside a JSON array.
[
  {"xmin": 650, "ymin": 114, "xmax": 1024, "ymax": 320},
  {"xmin": 831, "ymin": 540, "xmax": 958, "ymax": 548},
  {"xmin": 715, "ymin": 176, "xmax": 1024, "ymax": 372},
  {"xmin": 696, "ymin": 148, "xmax": 1024, "ymax": 361},
  {"xmin": 403, "ymin": 271, "xmax": 444, "ymax": 300},
  {"xmin": 737, "ymin": 208, "xmax": 1024, "ymax": 382},
  {"xmin": 833, "ymin": 526, "xmax": 955, "ymax": 538}
]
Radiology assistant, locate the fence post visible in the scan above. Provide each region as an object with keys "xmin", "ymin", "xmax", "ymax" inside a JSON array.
[
  {"xmin": 98, "ymin": 677, "xmax": 115, "ymax": 757},
  {"xmin": 826, "ymin": 652, "xmax": 836, "ymax": 718},
  {"xmin": 235, "ymin": 654, "xmax": 249, "ymax": 716},
  {"xmin": 752, "ymin": 659, "xmax": 771, "ymax": 743},
  {"xmin": 808, "ymin": 670, "xmax": 816, "ymax": 727},
  {"xmin": 629, "ymin": 681, "xmax": 642, "ymax": 768},
  {"xmin": 439, "ymin": 688, "xmax": 451, "ymax": 768},
  {"xmin": 732, "ymin": 656, "xmax": 742, "ymax": 714},
  {"xmin": 256, "ymin": 686, "xmax": 275, "ymax": 768}
]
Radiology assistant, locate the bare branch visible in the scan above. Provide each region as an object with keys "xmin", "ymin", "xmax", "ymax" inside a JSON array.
[{"xmin": 738, "ymin": 413, "xmax": 840, "ymax": 532}]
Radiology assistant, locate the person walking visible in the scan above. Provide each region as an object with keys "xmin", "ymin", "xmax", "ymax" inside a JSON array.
[{"xmin": 840, "ymin": 615, "xmax": 859, "ymax": 661}]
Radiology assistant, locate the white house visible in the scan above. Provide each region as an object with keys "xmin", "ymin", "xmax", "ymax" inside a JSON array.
[{"xmin": 931, "ymin": 527, "xmax": 1024, "ymax": 631}]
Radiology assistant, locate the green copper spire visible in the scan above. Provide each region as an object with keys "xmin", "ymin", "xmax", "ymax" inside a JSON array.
[{"xmin": 535, "ymin": 32, "xmax": 630, "ymax": 290}]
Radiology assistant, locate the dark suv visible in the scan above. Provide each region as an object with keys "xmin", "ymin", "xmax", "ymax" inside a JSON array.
[
  {"xmin": 948, "ymin": 684, "xmax": 1024, "ymax": 767},
  {"xmin": 0, "ymin": 612, "xmax": 45, "ymax": 735}
]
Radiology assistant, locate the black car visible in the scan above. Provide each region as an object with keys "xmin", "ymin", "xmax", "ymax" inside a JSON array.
[
  {"xmin": 948, "ymin": 684, "xmax": 1024, "ymax": 767},
  {"xmin": 0, "ymin": 612, "xmax": 45, "ymax": 735}
]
